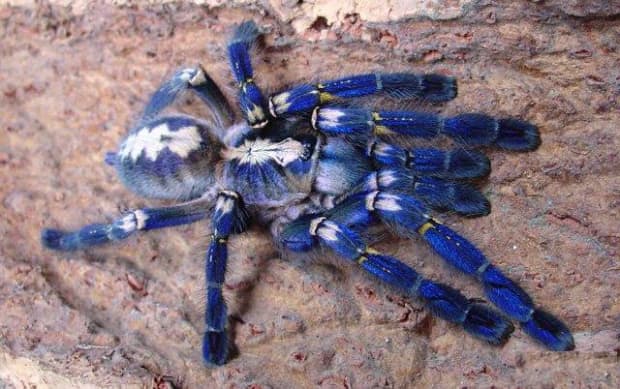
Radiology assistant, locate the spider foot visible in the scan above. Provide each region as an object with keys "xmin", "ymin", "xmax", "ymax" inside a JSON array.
[
  {"xmin": 462, "ymin": 304, "xmax": 515, "ymax": 345},
  {"xmin": 522, "ymin": 309, "xmax": 575, "ymax": 351},
  {"xmin": 203, "ymin": 330, "xmax": 229, "ymax": 366},
  {"xmin": 438, "ymin": 149, "xmax": 491, "ymax": 178},
  {"xmin": 418, "ymin": 280, "xmax": 513, "ymax": 345},
  {"xmin": 41, "ymin": 228, "xmax": 69, "ymax": 250},
  {"xmin": 409, "ymin": 176, "xmax": 490, "ymax": 217},
  {"xmin": 444, "ymin": 114, "xmax": 541, "ymax": 151},
  {"xmin": 368, "ymin": 142, "xmax": 491, "ymax": 179}
]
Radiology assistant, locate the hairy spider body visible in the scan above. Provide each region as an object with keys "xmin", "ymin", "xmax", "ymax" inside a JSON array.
[{"xmin": 42, "ymin": 21, "xmax": 574, "ymax": 366}]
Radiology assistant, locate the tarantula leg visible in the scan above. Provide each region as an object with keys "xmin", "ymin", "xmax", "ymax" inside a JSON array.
[
  {"xmin": 228, "ymin": 21, "xmax": 269, "ymax": 129},
  {"xmin": 359, "ymin": 167, "xmax": 490, "ymax": 216},
  {"xmin": 313, "ymin": 106, "xmax": 540, "ymax": 151},
  {"xmin": 41, "ymin": 197, "xmax": 210, "ymax": 251},
  {"xmin": 420, "ymin": 220, "xmax": 575, "ymax": 350},
  {"xmin": 367, "ymin": 192, "xmax": 574, "ymax": 351},
  {"xmin": 203, "ymin": 191, "xmax": 250, "ymax": 366},
  {"xmin": 280, "ymin": 217, "xmax": 514, "ymax": 344},
  {"xmin": 140, "ymin": 65, "xmax": 234, "ymax": 129},
  {"xmin": 367, "ymin": 140, "xmax": 491, "ymax": 180},
  {"xmin": 285, "ymin": 190, "xmax": 574, "ymax": 350},
  {"xmin": 269, "ymin": 72, "xmax": 456, "ymax": 117}
]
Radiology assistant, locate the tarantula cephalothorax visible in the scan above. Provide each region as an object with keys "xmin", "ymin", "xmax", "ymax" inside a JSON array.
[{"xmin": 42, "ymin": 21, "xmax": 575, "ymax": 366}]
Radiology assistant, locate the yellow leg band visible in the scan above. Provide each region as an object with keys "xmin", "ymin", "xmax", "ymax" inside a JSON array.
[
  {"xmin": 366, "ymin": 247, "xmax": 380, "ymax": 255},
  {"xmin": 319, "ymin": 92, "xmax": 334, "ymax": 104},
  {"xmin": 211, "ymin": 234, "xmax": 228, "ymax": 243},
  {"xmin": 357, "ymin": 247, "xmax": 380, "ymax": 264},
  {"xmin": 417, "ymin": 221, "xmax": 436, "ymax": 235},
  {"xmin": 374, "ymin": 125, "xmax": 391, "ymax": 135}
]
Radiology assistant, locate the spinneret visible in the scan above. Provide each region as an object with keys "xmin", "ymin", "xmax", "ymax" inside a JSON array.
[{"xmin": 41, "ymin": 20, "xmax": 575, "ymax": 367}]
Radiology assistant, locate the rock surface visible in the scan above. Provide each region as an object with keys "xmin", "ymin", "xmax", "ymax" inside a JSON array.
[{"xmin": 1, "ymin": 1, "xmax": 619, "ymax": 388}]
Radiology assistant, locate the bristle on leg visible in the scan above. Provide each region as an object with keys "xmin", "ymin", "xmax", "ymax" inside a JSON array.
[
  {"xmin": 382, "ymin": 73, "xmax": 457, "ymax": 101},
  {"xmin": 412, "ymin": 177, "xmax": 491, "ymax": 216},
  {"xmin": 417, "ymin": 279, "xmax": 513, "ymax": 345},
  {"xmin": 496, "ymin": 118, "xmax": 541, "ymax": 151},
  {"xmin": 462, "ymin": 304, "xmax": 515, "ymax": 345},
  {"xmin": 368, "ymin": 142, "xmax": 491, "ymax": 179},
  {"xmin": 269, "ymin": 72, "xmax": 457, "ymax": 117},
  {"xmin": 417, "ymin": 221, "xmax": 574, "ymax": 350},
  {"xmin": 443, "ymin": 114, "xmax": 541, "ymax": 150},
  {"xmin": 291, "ymin": 216, "xmax": 515, "ymax": 347},
  {"xmin": 202, "ymin": 191, "xmax": 249, "ymax": 366},
  {"xmin": 228, "ymin": 21, "xmax": 269, "ymax": 128},
  {"xmin": 522, "ymin": 309, "xmax": 575, "ymax": 351},
  {"xmin": 203, "ymin": 331, "xmax": 229, "ymax": 366},
  {"xmin": 41, "ymin": 202, "xmax": 209, "ymax": 251}
]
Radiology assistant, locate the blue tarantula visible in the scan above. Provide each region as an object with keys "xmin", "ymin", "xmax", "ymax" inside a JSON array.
[{"xmin": 42, "ymin": 21, "xmax": 575, "ymax": 366}]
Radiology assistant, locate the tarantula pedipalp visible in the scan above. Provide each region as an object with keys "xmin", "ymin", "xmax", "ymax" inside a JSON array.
[{"xmin": 41, "ymin": 20, "xmax": 575, "ymax": 366}]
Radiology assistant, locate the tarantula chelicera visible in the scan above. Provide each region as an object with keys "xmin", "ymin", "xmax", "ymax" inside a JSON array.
[{"xmin": 42, "ymin": 21, "xmax": 575, "ymax": 366}]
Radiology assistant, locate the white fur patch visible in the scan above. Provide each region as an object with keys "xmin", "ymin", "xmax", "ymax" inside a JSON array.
[
  {"xmin": 375, "ymin": 194, "xmax": 402, "ymax": 212},
  {"xmin": 309, "ymin": 217, "xmax": 327, "ymax": 236},
  {"xmin": 246, "ymin": 104, "xmax": 268, "ymax": 128},
  {"xmin": 188, "ymin": 66, "xmax": 207, "ymax": 86},
  {"xmin": 215, "ymin": 196, "xmax": 235, "ymax": 215},
  {"xmin": 269, "ymin": 92, "xmax": 291, "ymax": 116},
  {"xmin": 316, "ymin": 220, "xmax": 341, "ymax": 242},
  {"xmin": 119, "ymin": 123, "xmax": 203, "ymax": 162},
  {"xmin": 365, "ymin": 191, "xmax": 378, "ymax": 211},
  {"xmin": 179, "ymin": 68, "xmax": 195, "ymax": 82},
  {"xmin": 317, "ymin": 107, "xmax": 347, "ymax": 130},
  {"xmin": 378, "ymin": 170, "xmax": 398, "ymax": 187},
  {"xmin": 118, "ymin": 213, "xmax": 138, "ymax": 233},
  {"xmin": 222, "ymin": 137, "xmax": 305, "ymax": 167},
  {"xmin": 133, "ymin": 210, "xmax": 149, "ymax": 230},
  {"xmin": 319, "ymin": 107, "xmax": 346, "ymax": 122},
  {"xmin": 374, "ymin": 142, "xmax": 393, "ymax": 158}
]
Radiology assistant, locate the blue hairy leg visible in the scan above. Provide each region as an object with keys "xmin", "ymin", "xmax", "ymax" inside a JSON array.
[
  {"xmin": 418, "ymin": 220, "xmax": 574, "ymax": 350},
  {"xmin": 369, "ymin": 193, "xmax": 574, "ymax": 351},
  {"xmin": 313, "ymin": 106, "xmax": 540, "ymax": 151},
  {"xmin": 281, "ymin": 189, "xmax": 574, "ymax": 350},
  {"xmin": 269, "ymin": 73, "xmax": 456, "ymax": 117},
  {"xmin": 411, "ymin": 176, "xmax": 490, "ymax": 216},
  {"xmin": 358, "ymin": 167, "xmax": 489, "ymax": 216},
  {"xmin": 367, "ymin": 140, "xmax": 491, "ymax": 179},
  {"xmin": 203, "ymin": 191, "xmax": 250, "ymax": 366},
  {"xmin": 280, "ymin": 217, "xmax": 513, "ymax": 344},
  {"xmin": 41, "ymin": 198, "xmax": 210, "ymax": 251},
  {"xmin": 228, "ymin": 21, "xmax": 269, "ymax": 128},
  {"xmin": 139, "ymin": 65, "xmax": 234, "ymax": 129}
]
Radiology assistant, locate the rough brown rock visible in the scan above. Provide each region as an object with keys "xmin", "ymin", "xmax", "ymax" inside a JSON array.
[{"xmin": 1, "ymin": 1, "xmax": 618, "ymax": 388}]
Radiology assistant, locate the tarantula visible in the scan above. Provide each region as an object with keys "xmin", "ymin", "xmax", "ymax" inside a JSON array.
[{"xmin": 42, "ymin": 21, "xmax": 575, "ymax": 366}]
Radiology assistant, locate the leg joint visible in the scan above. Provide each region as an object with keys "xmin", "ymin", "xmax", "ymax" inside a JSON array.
[
  {"xmin": 417, "ymin": 218, "xmax": 439, "ymax": 235},
  {"xmin": 308, "ymin": 217, "xmax": 327, "ymax": 236}
]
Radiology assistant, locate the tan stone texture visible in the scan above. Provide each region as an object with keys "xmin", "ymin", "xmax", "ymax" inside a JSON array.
[{"xmin": 1, "ymin": 1, "xmax": 619, "ymax": 388}]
